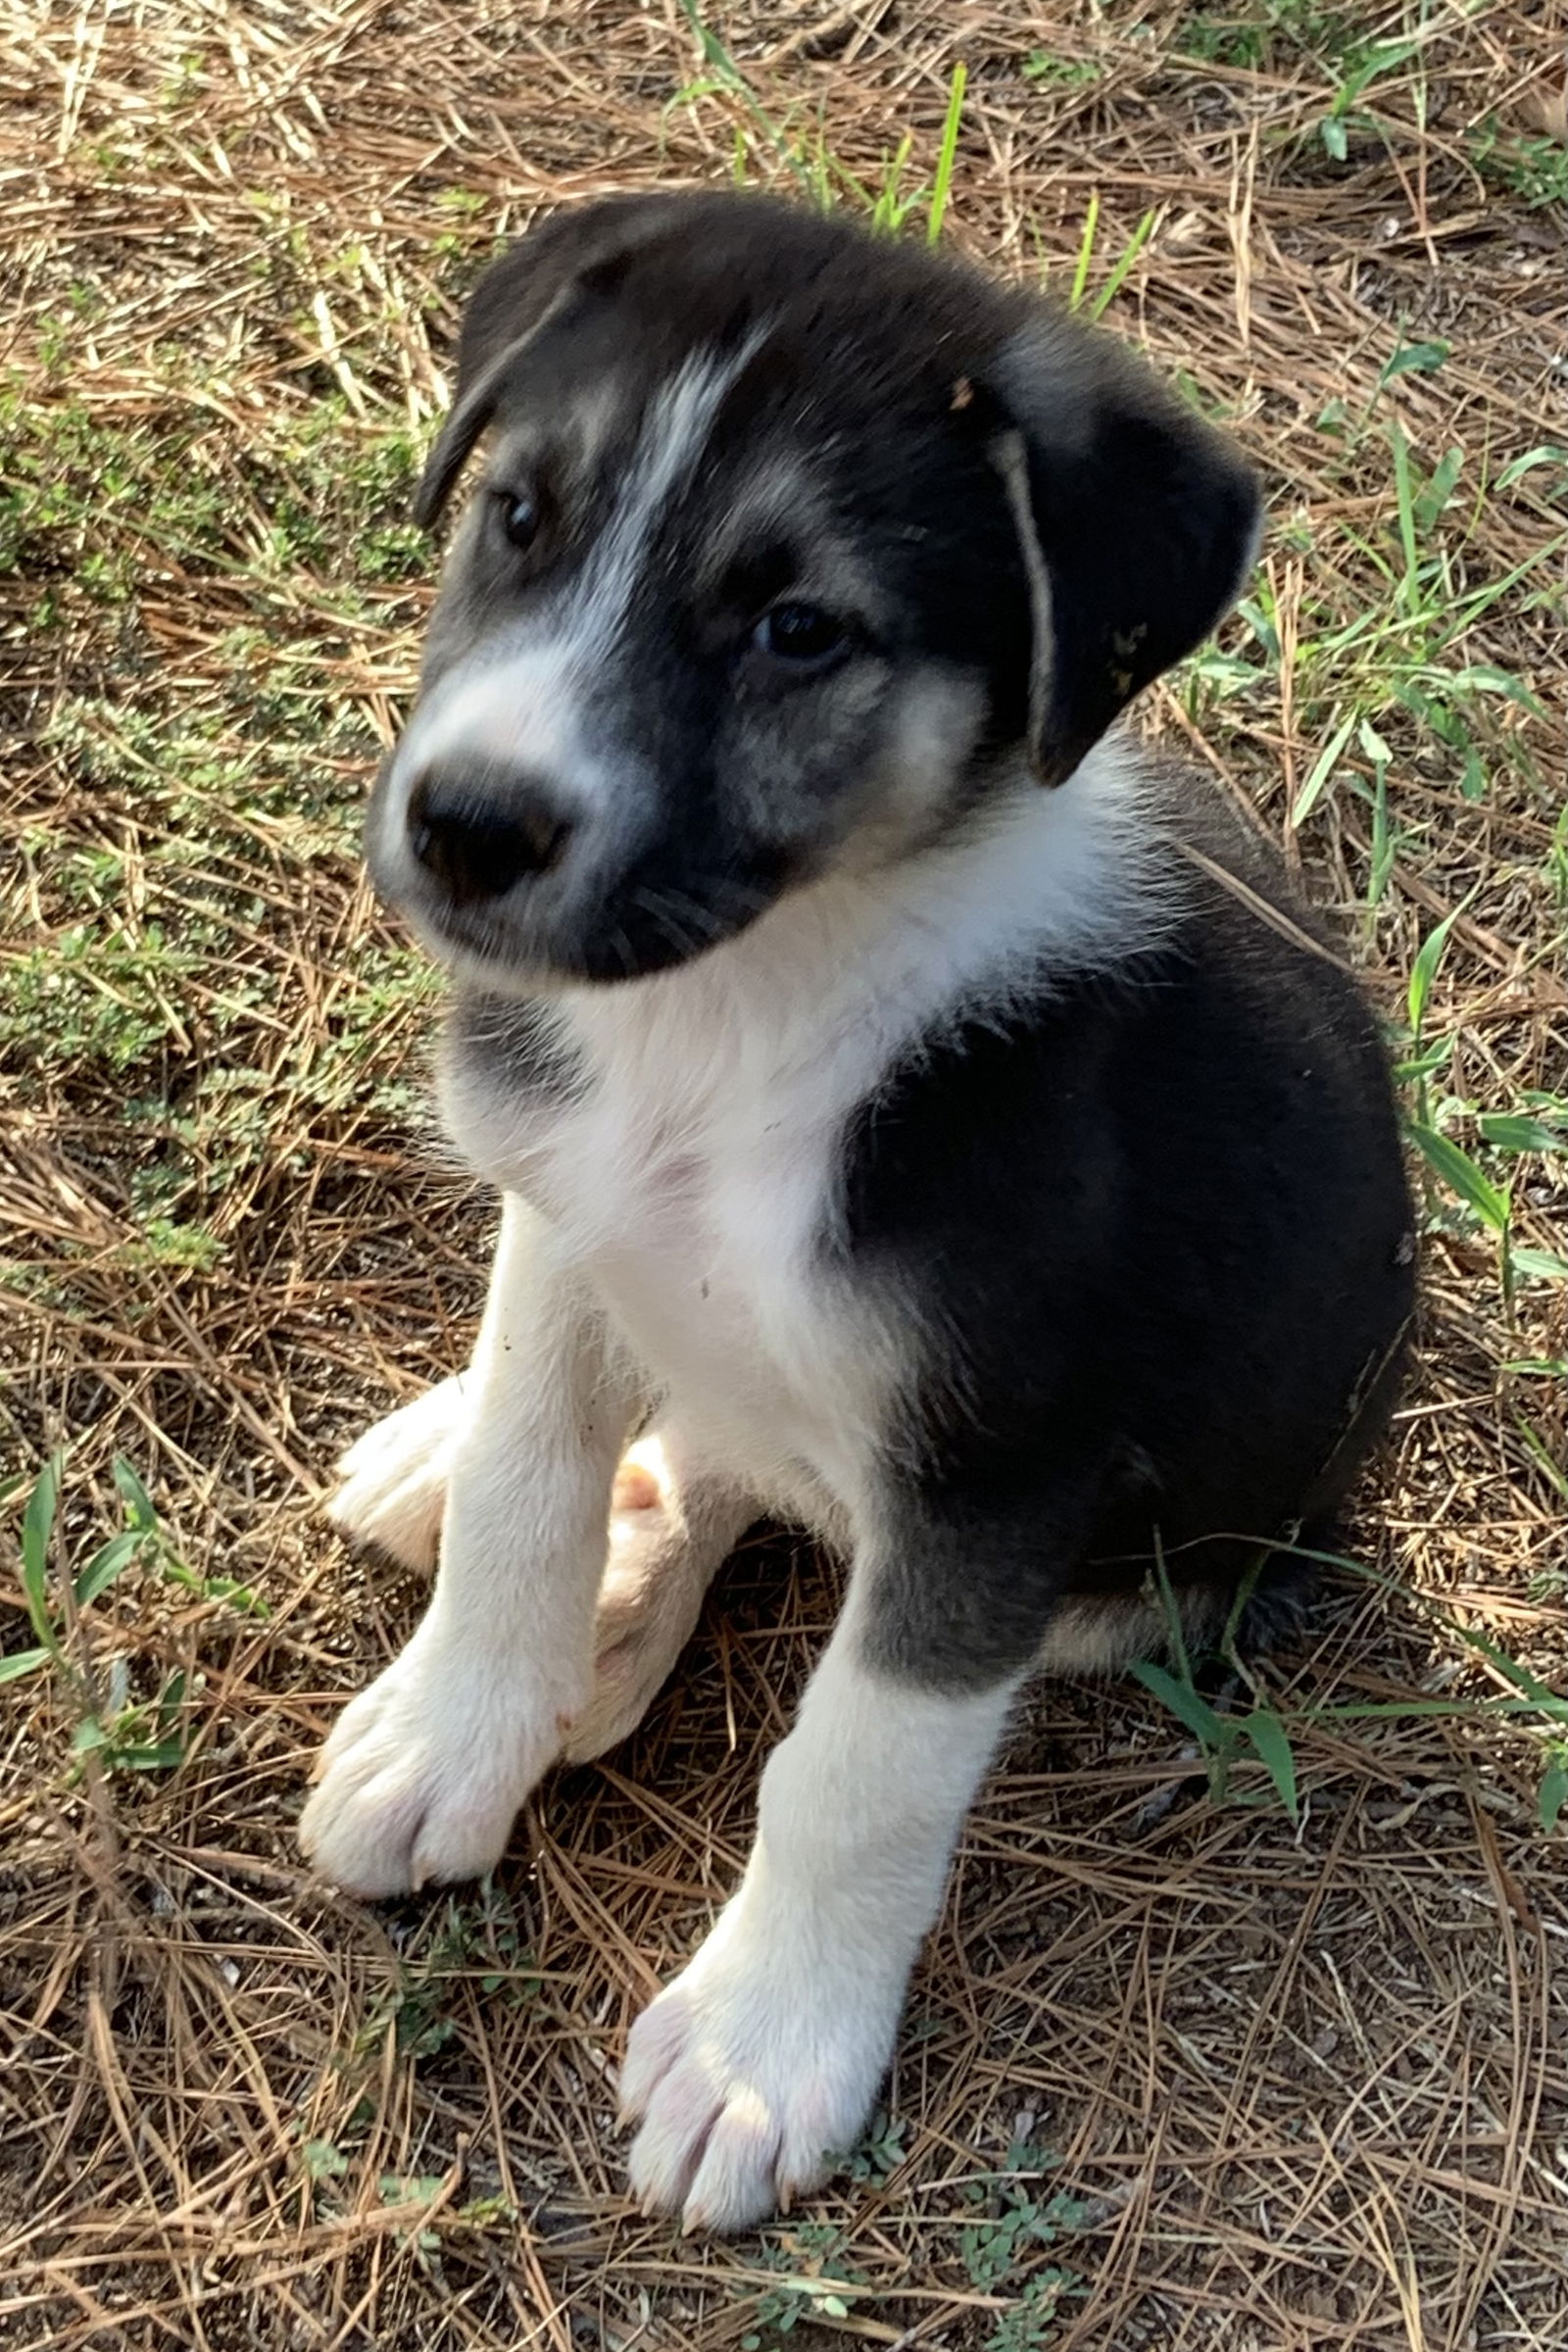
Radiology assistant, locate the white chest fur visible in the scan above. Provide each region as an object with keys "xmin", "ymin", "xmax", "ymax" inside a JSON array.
[
  {"xmin": 443, "ymin": 940, "xmax": 903, "ymax": 1520},
  {"xmin": 436, "ymin": 749, "xmax": 1169, "ymax": 1521}
]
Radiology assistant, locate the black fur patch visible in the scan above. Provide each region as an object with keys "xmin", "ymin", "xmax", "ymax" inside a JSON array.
[
  {"xmin": 441, "ymin": 993, "xmax": 581, "ymax": 1105},
  {"xmin": 839, "ymin": 774, "xmax": 1414, "ymax": 1688}
]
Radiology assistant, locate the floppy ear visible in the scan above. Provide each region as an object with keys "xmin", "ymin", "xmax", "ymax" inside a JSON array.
[
  {"xmin": 414, "ymin": 194, "xmax": 680, "ymax": 528},
  {"xmin": 984, "ymin": 321, "xmax": 1261, "ymax": 785}
]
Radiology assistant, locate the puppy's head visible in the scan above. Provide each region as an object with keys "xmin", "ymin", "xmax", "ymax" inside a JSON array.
[{"xmin": 369, "ymin": 192, "xmax": 1259, "ymax": 987}]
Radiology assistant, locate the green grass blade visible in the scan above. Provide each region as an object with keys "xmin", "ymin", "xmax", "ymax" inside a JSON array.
[
  {"xmin": 1088, "ymin": 208, "xmax": 1156, "ymax": 320},
  {"xmin": 1241, "ymin": 1709, "xmax": 1300, "ymax": 1822},
  {"xmin": 1311, "ymin": 1698, "xmax": 1535, "ymax": 1721},
  {"xmin": 1496, "ymin": 445, "xmax": 1568, "ymax": 490},
  {"xmin": 1406, "ymin": 897, "xmax": 1470, "ymax": 1037},
  {"xmin": 111, "ymin": 1455, "xmax": 158, "ymax": 1532},
  {"xmin": 113, "ymin": 1739, "xmax": 189, "ymax": 1773},
  {"xmin": 1452, "ymin": 1623, "xmax": 1564, "ymax": 1711},
  {"xmin": 74, "ymin": 1528, "xmax": 146, "ymax": 1609},
  {"xmin": 1514, "ymin": 1417, "xmax": 1568, "ymax": 1502},
  {"xmin": 1510, "ymin": 1248, "xmax": 1568, "ymax": 1283},
  {"xmin": 1068, "ymin": 193, "xmax": 1100, "ymax": 311},
  {"xmin": 926, "ymin": 63, "xmax": 966, "ymax": 244},
  {"xmin": 204, "ymin": 1576, "xmax": 271, "ymax": 1620},
  {"xmin": 1406, "ymin": 1121, "xmax": 1511, "ymax": 1232},
  {"xmin": 1476, "ymin": 1113, "xmax": 1566, "ymax": 1153},
  {"xmin": 869, "ymin": 133, "xmax": 914, "ymax": 234},
  {"xmin": 1292, "ymin": 710, "xmax": 1357, "ymax": 826},
  {"xmin": 1378, "ymin": 339, "xmax": 1449, "ymax": 385},
  {"xmin": 1130, "ymin": 1659, "xmax": 1226, "ymax": 1749},
  {"xmin": 1389, "ymin": 417, "xmax": 1420, "ymax": 601},
  {"xmin": 673, "ymin": 0, "xmax": 812, "ymax": 193},
  {"xmin": 1415, "ymin": 446, "xmax": 1464, "ymax": 533},
  {"xmin": 0, "ymin": 1646, "xmax": 50, "ymax": 1685},
  {"xmin": 20, "ymin": 1452, "xmax": 66, "ymax": 1661}
]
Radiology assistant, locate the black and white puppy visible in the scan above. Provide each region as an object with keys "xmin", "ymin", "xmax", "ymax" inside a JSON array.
[{"xmin": 300, "ymin": 192, "xmax": 1414, "ymax": 2231}]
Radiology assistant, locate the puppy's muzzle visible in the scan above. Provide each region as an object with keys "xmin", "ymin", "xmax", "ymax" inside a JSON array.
[{"xmin": 406, "ymin": 765, "xmax": 573, "ymax": 908}]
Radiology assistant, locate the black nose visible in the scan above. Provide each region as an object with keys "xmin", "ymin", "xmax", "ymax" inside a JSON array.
[{"xmin": 407, "ymin": 771, "xmax": 572, "ymax": 906}]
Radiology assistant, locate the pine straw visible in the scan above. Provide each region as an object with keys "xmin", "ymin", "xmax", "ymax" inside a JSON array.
[{"xmin": 2, "ymin": 2, "xmax": 1565, "ymax": 2346}]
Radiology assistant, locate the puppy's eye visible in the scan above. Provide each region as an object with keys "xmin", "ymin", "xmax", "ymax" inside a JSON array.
[
  {"xmin": 493, "ymin": 491, "xmax": 540, "ymax": 552},
  {"xmin": 753, "ymin": 602, "xmax": 849, "ymax": 666}
]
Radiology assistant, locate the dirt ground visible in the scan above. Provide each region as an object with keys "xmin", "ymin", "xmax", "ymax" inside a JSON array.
[{"xmin": 3, "ymin": 2, "xmax": 1566, "ymax": 2347}]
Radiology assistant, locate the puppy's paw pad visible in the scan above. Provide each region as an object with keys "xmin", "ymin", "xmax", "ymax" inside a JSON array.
[{"xmin": 612, "ymin": 1460, "xmax": 662, "ymax": 1512}]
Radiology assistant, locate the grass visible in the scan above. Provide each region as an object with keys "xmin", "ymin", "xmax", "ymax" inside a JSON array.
[{"xmin": 3, "ymin": 0, "xmax": 1566, "ymax": 2347}]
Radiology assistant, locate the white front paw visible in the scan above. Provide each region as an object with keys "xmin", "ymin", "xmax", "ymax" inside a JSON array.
[
  {"xmin": 300, "ymin": 1626, "xmax": 564, "ymax": 1898},
  {"xmin": 621, "ymin": 1885, "xmax": 906, "ymax": 2231},
  {"xmin": 327, "ymin": 1376, "xmax": 468, "ymax": 1573}
]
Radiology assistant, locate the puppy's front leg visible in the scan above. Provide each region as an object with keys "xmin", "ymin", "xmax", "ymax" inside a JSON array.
[
  {"xmin": 621, "ymin": 1570, "xmax": 1022, "ymax": 2231},
  {"xmin": 301, "ymin": 1195, "xmax": 637, "ymax": 1898}
]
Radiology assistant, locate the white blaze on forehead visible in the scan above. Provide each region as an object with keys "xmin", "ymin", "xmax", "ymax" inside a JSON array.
[
  {"xmin": 571, "ymin": 335, "xmax": 764, "ymax": 655},
  {"xmin": 389, "ymin": 338, "xmax": 763, "ymax": 826}
]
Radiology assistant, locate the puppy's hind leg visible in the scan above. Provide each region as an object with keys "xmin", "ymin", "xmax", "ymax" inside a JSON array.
[
  {"xmin": 328, "ymin": 1379, "xmax": 754, "ymax": 1744},
  {"xmin": 565, "ymin": 1428, "xmax": 758, "ymax": 1763}
]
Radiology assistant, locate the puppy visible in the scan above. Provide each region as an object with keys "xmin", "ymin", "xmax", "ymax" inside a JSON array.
[{"xmin": 299, "ymin": 192, "xmax": 1414, "ymax": 2232}]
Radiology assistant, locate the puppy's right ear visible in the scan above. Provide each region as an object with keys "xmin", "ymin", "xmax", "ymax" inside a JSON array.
[{"xmin": 413, "ymin": 195, "xmax": 677, "ymax": 529}]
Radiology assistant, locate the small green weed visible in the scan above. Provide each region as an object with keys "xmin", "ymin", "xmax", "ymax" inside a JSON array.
[
  {"xmin": 1174, "ymin": 0, "xmax": 1361, "ymax": 70},
  {"xmin": 2, "ymin": 1451, "xmax": 265, "ymax": 1773},
  {"xmin": 1020, "ymin": 52, "xmax": 1102, "ymax": 88},
  {"xmin": 1396, "ymin": 902, "xmax": 1568, "ymax": 1302},
  {"xmin": 1314, "ymin": 34, "xmax": 1423, "ymax": 162},
  {"xmin": 1135, "ymin": 1541, "xmax": 1568, "ymax": 1836},
  {"xmin": 1469, "ymin": 120, "xmax": 1568, "ymax": 210},
  {"xmin": 375, "ymin": 2174, "xmax": 449, "ymax": 2264},
  {"xmin": 741, "ymin": 2223, "xmax": 870, "ymax": 2345},
  {"xmin": 1188, "ymin": 354, "xmax": 1560, "ymax": 826},
  {"xmin": 301, "ymin": 2136, "xmax": 351, "ymax": 2185},
  {"xmin": 2, "ymin": 385, "xmax": 423, "ymax": 615},
  {"xmin": 1326, "ymin": 1563, "xmax": 1568, "ymax": 1835},
  {"xmin": 841, "ymin": 2106, "xmax": 906, "ymax": 2185},
  {"xmin": 988, "ymin": 2273, "xmax": 1078, "ymax": 2352},
  {"xmin": 958, "ymin": 2140, "xmax": 1087, "ymax": 2349},
  {"xmin": 354, "ymin": 1884, "xmax": 540, "ymax": 2065},
  {"xmin": 671, "ymin": 0, "xmax": 966, "ymax": 240},
  {"xmin": 1131, "ymin": 1659, "xmax": 1303, "ymax": 1817},
  {"xmin": 1175, "ymin": 1, "xmax": 1429, "ymax": 162},
  {"xmin": 732, "ymin": 2140, "xmax": 1089, "ymax": 2347},
  {"xmin": 1302, "ymin": 454, "xmax": 1544, "ymax": 817},
  {"xmin": 299, "ymin": 2132, "xmax": 518, "ymax": 2272},
  {"xmin": 1184, "ymin": 338, "xmax": 1564, "ymax": 1323},
  {"xmin": 1131, "ymin": 1548, "xmax": 1302, "ymax": 1820}
]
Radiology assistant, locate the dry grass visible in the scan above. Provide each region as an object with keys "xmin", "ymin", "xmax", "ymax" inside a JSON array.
[{"xmin": 3, "ymin": 1, "xmax": 1566, "ymax": 2345}]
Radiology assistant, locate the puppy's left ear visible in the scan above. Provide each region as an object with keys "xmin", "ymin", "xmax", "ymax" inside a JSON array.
[{"xmin": 985, "ymin": 320, "xmax": 1261, "ymax": 785}]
